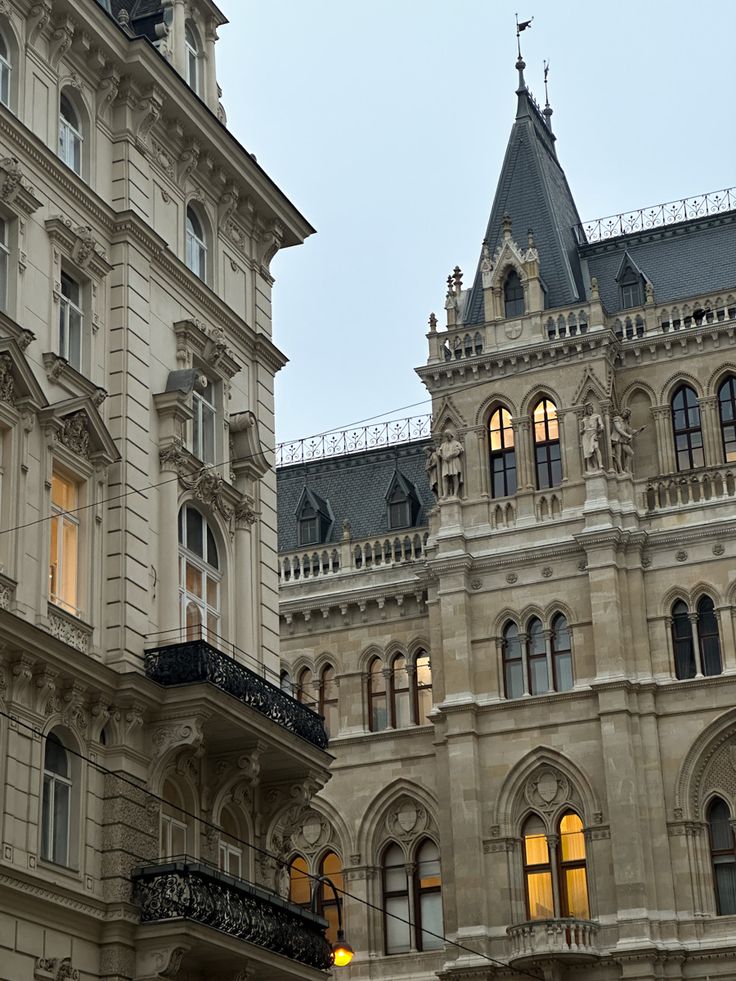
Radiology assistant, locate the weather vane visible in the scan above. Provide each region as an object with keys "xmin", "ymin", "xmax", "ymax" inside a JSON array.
[
  {"xmin": 515, "ymin": 13, "xmax": 533, "ymax": 59},
  {"xmin": 543, "ymin": 59, "xmax": 550, "ymax": 105}
]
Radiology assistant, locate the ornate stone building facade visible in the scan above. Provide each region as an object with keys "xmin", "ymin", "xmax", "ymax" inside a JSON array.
[
  {"xmin": 0, "ymin": 2, "xmax": 333, "ymax": 980},
  {"xmin": 278, "ymin": 58, "xmax": 736, "ymax": 981}
]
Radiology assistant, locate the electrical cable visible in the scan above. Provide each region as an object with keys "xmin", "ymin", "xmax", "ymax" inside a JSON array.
[{"xmin": 0, "ymin": 704, "xmax": 544, "ymax": 981}]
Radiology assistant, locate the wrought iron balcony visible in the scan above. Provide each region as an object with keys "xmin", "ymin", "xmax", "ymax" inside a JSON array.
[
  {"xmin": 132, "ymin": 860, "xmax": 332, "ymax": 972},
  {"xmin": 507, "ymin": 918, "xmax": 600, "ymax": 965},
  {"xmin": 144, "ymin": 639, "xmax": 328, "ymax": 750}
]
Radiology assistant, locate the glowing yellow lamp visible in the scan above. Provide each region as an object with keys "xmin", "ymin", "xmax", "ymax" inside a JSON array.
[{"xmin": 331, "ymin": 932, "xmax": 355, "ymax": 967}]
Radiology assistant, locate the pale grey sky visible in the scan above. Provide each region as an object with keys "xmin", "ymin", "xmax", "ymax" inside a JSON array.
[{"xmin": 215, "ymin": 0, "xmax": 736, "ymax": 445}]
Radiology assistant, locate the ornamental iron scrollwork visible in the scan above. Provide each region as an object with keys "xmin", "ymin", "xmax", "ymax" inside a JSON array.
[
  {"xmin": 144, "ymin": 640, "xmax": 328, "ymax": 750},
  {"xmin": 132, "ymin": 862, "xmax": 332, "ymax": 971}
]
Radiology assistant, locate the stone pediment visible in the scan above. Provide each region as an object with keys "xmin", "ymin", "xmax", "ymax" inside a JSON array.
[
  {"xmin": 39, "ymin": 396, "xmax": 119, "ymax": 467},
  {"xmin": 44, "ymin": 215, "xmax": 113, "ymax": 279},
  {"xmin": 0, "ymin": 337, "xmax": 47, "ymax": 413}
]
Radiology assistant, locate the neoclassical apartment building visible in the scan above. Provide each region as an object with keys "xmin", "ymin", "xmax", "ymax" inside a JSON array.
[
  {"xmin": 277, "ymin": 57, "xmax": 736, "ymax": 981},
  {"xmin": 0, "ymin": 2, "xmax": 335, "ymax": 980}
]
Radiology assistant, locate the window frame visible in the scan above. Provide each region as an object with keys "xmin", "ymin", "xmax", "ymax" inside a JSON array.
[
  {"xmin": 671, "ymin": 385, "xmax": 705, "ymax": 472},
  {"xmin": 532, "ymin": 398, "xmax": 562, "ymax": 490},
  {"xmin": 522, "ymin": 814, "xmax": 554, "ymax": 920},
  {"xmin": 489, "ymin": 406, "xmax": 517, "ymax": 498},
  {"xmin": 0, "ymin": 30, "xmax": 10, "ymax": 109},
  {"xmin": 191, "ymin": 375, "xmax": 216, "ymax": 465},
  {"xmin": 368, "ymin": 656, "xmax": 389, "ymax": 732},
  {"xmin": 383, "ymin": 842, "xmax": 411, "ymax": 955},
  {"xmin": 41, "ymin": 732, "xmax": 72, "ymax": 867},
  {"xmin": 551, "ymin": 614, "xmax": 574, "ymax": 692},
  {"xmin": 390, "ymin": 653, "xmax": 411, "ymax": 728},
  {"xmin": 317, "ymin": 850, "xmax": 343, "ymax": 946},
  {"xmin": 526, "ymin": 617, "xmax": 548, "ymax": 696},
  {"xmin": 619, "ymin": 269, "xmax": 642, "ymax": 309},
  {"xmin": 185, "ymin": 24, "xmax": 202, "ymax": 96},
  {"xmin": 502, "ymin": 622, "xmax": 524, "ymax": 699},
  {"xmin": 718, "ymin": 376, "xmax": 736, "ymax": 463},
  {"xmin": 0, "ymin": 214, "xmax": 8, "ymax": 313},
  {"xmin": 59, "ymin": 92, "xmax": 84, "ymax": 176},
  {"xmin": 504, "ymin": 269, "xmax": 525, "ymax": 318},
  {"xmin": 49, "ymin": 470, "xmax": 80, "ymax": 616},
  {"xmin": 708, "ymin": 796, "xmax": 736, "ymax": 916},
  {"xmin": 318, "ymin": 664, "xmax": 338, "ymax": 736},
  {"xmin": 59, "ymin": 270, "xmax": 84, "ymax": 372},
  {"xmin": 413, "ymin": 837, "xmax": 443, "ymax": 951},
  {"xmin": 186, "ymin": 206, "xmax": 207, "ymax": 281},
  {"xmin": 415, "ymin": 652, "xmax": 432, "ymax": 725},
  {"xmin": 178, "ymin": 504, "xmax": 222, "ymax": 644},
  {"xmin": 557, "ymin": 811, "xmax": 590, "ymax": 918}
]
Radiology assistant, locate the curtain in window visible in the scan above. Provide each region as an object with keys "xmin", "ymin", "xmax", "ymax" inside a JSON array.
[
  {"xmin": 383, "ymin": 843, "xmax": 410, "ymax": 954},
  {"xmin": 523, "ymin": 815, "xmax": 554, "ymax": 919},
  {"xmin": 558, "ymin": 812, "xmax": 589, "ymax": 918},
  {"xmin": 415, "ymin": 839, "xmax": 443, "ymax": 950}
]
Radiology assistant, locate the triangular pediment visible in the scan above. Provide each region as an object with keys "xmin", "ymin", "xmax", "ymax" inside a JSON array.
[
  {"xmin": 0, "ymin": 337, "xmax": 48, "ymax": 412},
  {"xmin": 432, "ymin": 395, "xmax": 466, "ymax": 435},
  {"xmin": 39, "ymin": 396, "xmax": 119, "ymax": 466},
  {"xmin": 384, "ymin": 469, "xmax": 418, "ymax": 503},
  {"xmin": 574, "ymin": 366, "xmax": 610, "ymax": 406},
  {"xmin": 615, "ymin": 251, "xmax": 650, "ymax": 285},
  {"xmin": 295, "ymin": 486, "xmax": 330, "ymax": 520}
]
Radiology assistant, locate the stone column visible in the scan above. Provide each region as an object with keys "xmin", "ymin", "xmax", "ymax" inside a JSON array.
[
  {"xmin": 157, "ymin": 451, "xmax": 181, "ymax": 639},
  {"xmin": 719, "ymin": 606, "xmax": 736, "ymax": 671},
  {"xmin": 234, "ymin": 506, "xmax": 256, "ymax": 658},
  {"xmin": 689, "ymin": 613, "xmax": 704, "ymax": 678},
  {"xmin": 204, "ymin": 17, "xmax": 219, "ymax": 112},
  {"xmin": 475, "ymin": 427, "xmax": 490, "ymax": 498},
  {"xmin": 652, "ymin": 405, "xmax": 674, "ymax": 474},
  {"xmin": 698, "ymin": 395, "xmax": 720, "ymax": 466},
  {"xmin": 547, "ymin": 834, "xmax": 561, "ymax": 917}
]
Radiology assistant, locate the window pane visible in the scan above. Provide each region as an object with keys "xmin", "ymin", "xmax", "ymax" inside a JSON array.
[
  {"xmin": 289, "ymin": 856, "xmax": 310, "ymax": 906},
  {"xmin": 555, "ymin": 652, "xmax": 574, "ymax": 692},
  {"xmin": 206, "ymin": 526, "xmax": 218, "ymax": 569},
  {"xmin": 370, "ymin": 659, "xmax": 386, "ymax": 693},
  {"xmin": 186, "ymin": 562, "xmax": 202, "ymax": 597},
  {"xmin": 52, "ymin": 473, "xmax": 77, "ymax": 510},
  {"xmin": 49, "ymin": 514, "xmax": 59, "ymax": 600},
  {"xmin": 560, "ymin": 813, "xmax": 586, "ymax": 861},
  {"xmin": 384, "ymin": 849, "xmax": 407, "ymax": 892},
  {"xmin": 206, "ymin": 575, "xmax": 218, "ymax": 608},
  {"xmin": 45, "ymin": 734, "xmax": 68, "ymax": 777},
  {"xmin": 417, "ymin": 687, "xmax": 432, "ymax": 724},
  {"xmin": 505, "ymin": 661, "xmax": 524, "ymax": 699},
  {"xmin": 715, "ymin": 862, "xmax": 736, "ymax": 915},
  {"xmin": 41, "ymin": 775, "xmax": 52, "ymax": 859},
  {"xmin": 185, "ymin": 507, "xmax": 203, "ymax": 557},
  {"xmin": 564, "ymin": 867, "xmax": 590, "ymax": 918},
  {"xmin": 394, "ymin": 689, "xmax": 410, "ymax": 728},
  {"xmin": 53, "ymin": 779, "xmax": 70, "ymax": 865},
  {"xmin": 524, "ymin": 833, "xmax": 549, "ymax": 866},
  {"xmin": 61, "ymin": 516, "xmax": 78, "ymax": 610},
  {"xmin": 526, "ymin": 872, "xmax": 554, "ymax": 919},
  {"xmin": 386, "ymin": 895, "xmax": 411, "ymax": 953},
  {"xmin": 203, "ymin": 404, "xmax": 215, "ymax": 464},
  {"xmin": 419, "ymin": 892, "xmax": 443, "ymax": 950},
  {"xmin": 529, "ymin": 656, "xmax": 549, "ymax": 695},
  {"xmin": 371, "ymin": 693, "xmax": 388, "ymax": 731}
]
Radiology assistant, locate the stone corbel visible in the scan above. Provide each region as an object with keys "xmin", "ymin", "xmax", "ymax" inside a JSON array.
[
  {"xmin": 34, "ymin": 957, "xmax": 80, "ymax": 981},
  {"xmin": 151, "ymin": 718, "xmax": 207, "ymax": 765},
  {"xmin": 218, "ymin": 183, "xmax": 240, "ymax": 231},
  {"xmin": 96, "ymin": 68, "xmax": 121, "ymax": 119},
  {"xmin": 28, "ymin": 1, "xmax": 52, "ymax": 47},
  {"xmin": 256, "ymin": 217, "xmax": 284, "ymax": 275},
  {"xmin": 134, "ymin": 86, "xmax": 164, "ymax": 153},
  {"xmin": 177, "ymin": 139, "xmax": 200, "ymax": 184},
  {"xmin": 49, "ymin": 15, "xmax": 75, "ymax": 69},
  {"xmin": 135, "ymin": 944, "xmax": 190, "ymax": 981},
  {"xmin": 44, "ymin": 216, "xmax": 113, "ymax": 278},
  {"xmin": 0, "ymin": 158, "xmax": 43, "ymax": 215}
]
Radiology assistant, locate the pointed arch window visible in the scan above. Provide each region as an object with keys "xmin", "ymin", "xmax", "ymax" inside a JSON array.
[
  {"xmin": 319, "ymin": 664, "xmax": 338, "ymax": 736},
  {"xmin": 697, "ymin": 596, "xmax": 722, "ymax": 676},
  {"xmin": 551, "ymin": 613, "xmax": 574, "ymax": 692},
  {"xmin": 523, "ymin": 814, "xmax": 554, "ymax": 919},
  {"xmin": 0, "ymin": 30, "xmax": 10, "ymax": 108},
  {"xmin": 708, "ymin": 797, "xmax": 736, "ymax": 915},
  {"xmin": 415, "ymin": 838, "xmax": 443, "ymax": 950},
  {"xmin": 368, "ymin": 656, "xmax": 388, "ymax": 731},
  {"xmin": 186, "ymin": 206, "xmax": 207, "ymax": 280},
  {"xmin": 383, "ymin": 843, "xmax": 410, "ymax": 954},
  {"xmin": 296, "ymin": 667, "xmax": 314, "ymax": 706},
  {"xmin": 671, "ymin": 597, "xmax": 721, "ymax": 679},
  {"xmin": 533, "ymin": 399, "xmax": 562, "ymax": 489},
  {"xmin": 559, "ymin": 812, "xmax": 589, "ymax": 917},
  {"xmin": 59, "ymin": 93, "xmax": 83, "ymax": 175},
  {"xmin": 504, "ymin": 269, "xmax": 524, "ymax": 317},
  {"xmin": 279, "ymin": 668, "xmax": 293, "ymax": 695},
  {"xmin": 502, "ymin": 622, "xmax": 524, "ymax": 699},
  {"xmin": 671, "ymin": 385, "xmax": 704, "ymax": 471},
  {"xmin": 289, "ymin": 853, "xmax": 310, "ymax": 908},
  {"xmin": 317, "ymin": 851, "xmax": 343, "ymax": 945},
  {"xmin": 489, "ymin": 407, "xmax": 517, "ymax": 498},
  {"xmin": 42, "ymin": 732, "xmax": 72, "ymax": 866},
  {"xmin": 415, "ymin": 652, "xmax": 433, "ymax": 724},
  {"xmin": 178, "ymin": 505, "xmax": 221, "ymax": 642},
  {"xmin": 671, "ymin": 600, "xmax": 695, "ymax": 679},
  {"xmin": 718, "ymin": 376, "xmax": 736, "ymax": 463},
  {"xmin": 527, "ymin": 617, "xmax": 548, "ymax": 695},
  {"xmin": 390, "ymin": 654, "xmax": 411, "ymax": 728},
  {"xmin": 523, "ymin": 811, "xmax": 590, "ymax": 920}
]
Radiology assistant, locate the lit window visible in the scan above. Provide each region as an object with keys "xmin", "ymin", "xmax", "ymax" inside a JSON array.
[
  {"xmin": 0, "ymin": 32, "xmax": 9, "ymax": 109},
  {"xmin": 178, "ymin": 505, "xmax": 221, "ymax": 643},
  {"xmin": 533, "ymin": 398, "xmax": 562, "ymax": 489},
  {"xmin": 671, "ymin": 385, "xmax": 704, "ymax": 471},
  {"xmin": 504, "ymin": 270, "xmax": 524, "ymax": 317},
  {"xmin": 317, "ymin": 851, "xmax": 343, "ymax": 945},
  {"xmin": 289, "ymin": 854, "xmax": 310, "ymax": 907},
  {"xmin": 391, "ymin": 654, "xmax": 411, "ymax": 728},
  {"xmin": 59, "ymin": 94, "xmax": 83, "ymax": 175},
  {"xmin": 708, "ymin": 797, "xmax": 736, "ymax": 915},
  {"xmin": 558, "ymin": 812, "xmax": 590, "ymax": 918},
  {"xmin": 415, "ymin": 653, "xmax": 433, "ymax": 724},
  {"xmin": 319, "ymin": 664, "xmax": 338, "ymax": 737},
  {"xmin": 718, "ymin": 376, "xmax": 736, "ymax": 462},
  {"xmin": 185, "ymin": 25, "xmax": 201, "ymax": 95},
  {"xmin": 523, "ymin": 811, "xmax": 589, "ymax": 920},
  {"xmin": 160, "ymin": 780, "xmax": 187, "ymax": 859},
  {"xmin": 0, "ymin": 216, "xmax": 8, "ymax": 312},
  {"xmin": 523, "ymin": 814, "xmax": 553, "ymax": 919},
  {"xmin": 191, "ymin": 377, "xmax": 215, "ymax": 465},
  {"xmin": 59, "ymin": 272, "xmax": 83, "ymax": 371},
  {"xmin": 368, "ymin": 656, "xmax": 388, "ymax": 731},
  {"xmin": 49, "ymin": 472, "xmax": 79, "ymax": 615},
  {"xmin": 218, "ymin": 806, "xmax": 243, "ymax": 878},
  {"xmin": 415, "ymin": 839, "xmax": 443, "ymax": 951},
  {"xmin": 41, "ymin": 732, "xmax": 71, "ymax": 866},
  {"xmin": 383, "ymin": 843, "xmax": 410, "ymax": 954},
  {"xmin": 186, "ymin": 207, "xmax": 207, "ymax": 280},
  {"xmin": 671, "ymin": 597, "xmax": 722, "ymax": 679},
  {"xmin": 489, "ymin": 407, "xmax": 516, "ymax": 498}
]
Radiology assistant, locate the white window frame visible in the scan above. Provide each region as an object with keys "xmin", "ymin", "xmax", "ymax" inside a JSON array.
[
  {"xmin": 219, "ymin": 840, "xmax": 243, "ymax": 878},
  {"xmin": 185, "ymin": 25, "xmax": 201, "ymax": 95},
  {"xmin": 0, "ymin": 216, "xmax": 8, "ymax": 312},
  {"xmin": 191, "ymin": 378, "xmax": 216, "ymax": 465},
  {"xmin": 49, "ymin": 471, "xmax": 80, "ymax": 616},
  {"xmin": 185, "ymin": 208, "xmax": 207, "ymax": 280},
  {"xmin": 59, "ymin": 95, "xmax": 83, "ymax": 176},
  {"xmin": 160, "ymin": 812, "xmax": 188, "ymax": 860},
  {"xmin": 59, "ymin": 272, "xmax": 83, "ymax": 371},
  {"xmin": 0, "ymin": 33, "xmax": 10, "ymax": 109},
  {"xmin": 178, "ymin": 506, "xmax": 221, "ymax": 643},
  {"xmin": 41, "ymin": 735, "xmax": 72, "ymax": 867}
]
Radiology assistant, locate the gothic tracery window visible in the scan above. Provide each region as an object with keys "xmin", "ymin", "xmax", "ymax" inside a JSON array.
[
  {"xmin": 317, "ymin": 851, "xmax": 344, "ymax": 944},
  {"xmin": 670, "ymin": 597, "xmax": 722, "ymax": 680},
  {"xmin": 504, "ymin": 269, "xmax": 524, "ymax": 317},
  {"xmin": 718, "ymin": 376, "xmax": 736, "ymax": 462},
  {"xmin": 489, "ymin": 407, "xmax": 517, "ymax": 498},
  {"xmin": 523, "ymin": 811, "xmax": 590, "ymax": 920},
  {"xmin": 368, "ymin": 656, "xmax": 388, "ymax": 731},
  {"xmin": 415, "ymin": 838, "xmax": 443, "ymax": 950},
  {"xmin": 533, "ymin": 399, "xmax": 562, "ymax": 489},
  {"xmin": 708, "ymin": 797, "xmax": 736, "ymax": 915},
  {"xmin": 319, "ymin": 664, "xmax": 338, "ymax": 736},
  {"xmin": 289, "ymin": 853, "xmax": 310, "ymax": 908},
  {"xmin": 502, "ymin": 615, "xmax": 573, "ymax": 699},
  {"xmin": 671, "ymin": 385, "xmax": 704, "ymax": 471}
]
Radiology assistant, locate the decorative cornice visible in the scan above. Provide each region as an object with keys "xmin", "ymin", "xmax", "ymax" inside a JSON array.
[
  {"xmin": 44, "ymin": 216, "xmax": 113, "ymax": 279},
  {"xmin": 0, "ymin": 157, "xmax": 43, "ymax": 215}
]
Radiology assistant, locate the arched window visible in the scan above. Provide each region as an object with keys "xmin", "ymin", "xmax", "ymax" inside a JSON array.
[
  {"xmin": 0, "ymin": 215, "xmax": 7, "ymax": 312},
  {"xmin": 551, "ymin": 613, "xmax": 574, "ymax": 692},
  {"xmin": 523, "ymin": 814, "xmax": 553, "ymax": 919},
  {"xmin": 533, "ymin": 399, "xmax": 562, "ymax": 489},
  {"xmin": 219, "ymin": 804, "xmax": 243, "ymax": 877},
  {"xmin": 186, "ymin": 206, "xmax": 207, "ymax": 280},
  {"xmin": 42, "ymin": 732, "xmax": 72, "ymax": 866},
  {"xmin": 160, "ymin": 779, "xmax": 188, "ymax": 859},
  {"xmin": 671, "ymin": 385, "xmax": 704, "ymax": 471},
  {"xmin": 558, "ymin": 812, "xmax": 589, "ymax": 918},
  {"xmin": 708, "ymin": 797, "xmax": 736, "ymax": 915},
  {"xmin": 504, "ymin": 269, "xmax": 524, "ymax": 317},
  {"xmin": 391, "ymin": 654, "xmax": 411, "ymax": 728},
  {"xmin": 289, "ymin": 853, "xmax": 310, "ymax": 908},
  {"xmin": 415, "ymin": 652, "xmax": 433, "ymax": 724},
  {"xmin": 185, "ymin": 24, "xmax": 201, "ymax": 95},
  {"xmin": 59, "ymin": 93, "xmax": 83, "ymax": 175},
  {"xmin": 296, "ymin": 667, "xmax": 314, "ymax": 706},
  {"xmin": 718, "ymin": 376, "xmax": 736, "ymax": 462},
  {"xmin": 317, "ymin": 851, "xmax": 343, "ymax": 944},
  {"xmin": 697, "ymin": 596, "xmax": 722, "ymax": 676},
  {"xmin": 383, "ymin": 843, "xmax": 410, "ymax": 954},
  {"xmin": 489, "ymin": 407, "xmax": 517, "ymax": 498},
  {"xmin": 671, "ymin": 597, "xmax": 721, "ymax": 679},
  {"xmin": 415, "ymin": 839, "xmax": 443, "ymax": 950},
  {"xmin": 527, "ymin": 617, "xmax": 548, "ymax": 695},
  {"xmin": 502, "ymin": 622, "xmax": 523, "ymax": 699},
  {"xmin": 368, "ymin": 656, "xmax": 388, "ymax": 731},
  {"xmin": 319, "ymin": 664, "xmax": 338, "ymax": 736},
  {"xmin": 280, "ymin": 668, "xmax": 293, "ymax": 695},
  {"xmin": 178, "ymin": 505, "xmax": 221, "ymax": 642},
  {"xmin": 671, "ymin": 600, "xmax": 695, "ymax": 679},
  {"xmin": 0, "ymin": 30, "xmax": 10, "ymax": 108}
]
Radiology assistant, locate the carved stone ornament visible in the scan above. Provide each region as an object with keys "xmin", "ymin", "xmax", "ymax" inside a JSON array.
[
  {"xmin": 524, "ymin": 766, "xmax": 570, "ymax": 813},
  {"xmin": 506, "ymin": 572, "xmax": 518, "ymax": 584},
  {"xmin": 34, "ymin": 957, "xmax": 80, "ymax": 981},
  {"xmin": 181, "ymin": 467, "xmax": 233, "ymax": 521},
  {"xmin": 385, "ymin": 795, "xmax": 430, "ymax": 841},
  {"xmin": 48, "ymin": 606, "xmax": 90, "ymax": 654},
  {"xmin": 675, "ymin": 550, "xmax": 688, "ymax": 563},
  {"xmin": 56, "ymin": 412, "xmax": 91, "ymax": 458},
  {"xmin": 713, "ymin": 543, "xmax": 726, "ymax": 556},
  {"xmin": 0, "ymin": 354, "xmax": 15, "ymax": 405},
  {"xmin": 541, "ymin": 566, "xmax": 553, "ymax": 578}
]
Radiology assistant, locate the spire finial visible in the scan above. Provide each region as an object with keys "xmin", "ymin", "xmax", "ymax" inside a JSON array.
[
  {"xmin": 543, "ymin": 59, "xmax": 554, "ymax": 130},
  {"xmin": 515, "ymin": 14, "xmax": 533, "ymax": 88}
]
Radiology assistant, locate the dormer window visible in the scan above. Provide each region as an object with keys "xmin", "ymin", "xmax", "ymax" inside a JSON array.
[
  {"xmin": 185, "ymin": 25, "xmax": 202, "ymax": 96},
  {"xmin": 385, "ymin": 471, "xmax": 420, "ymax": 530},
  {"xmin": 620, "ymin": 269, "xmax": 641, "ymax": 309},
  {"xmin": 299, "ymin": 501, "xmax": 319, "ymax": 546},
  {"xmin": 504, "ymin": 270, "xmax": 524, "ymax": 317},
  {"xmin": 296, "ymin": 488, "xmax": 331, "ymax": 547}
]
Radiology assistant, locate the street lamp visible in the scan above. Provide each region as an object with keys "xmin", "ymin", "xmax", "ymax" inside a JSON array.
[{"xmin": 311, "ymin": 875, "xmax": 355, "ymax": 967}]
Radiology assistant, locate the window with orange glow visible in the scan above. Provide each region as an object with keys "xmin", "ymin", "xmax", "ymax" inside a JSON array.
[
  {"xmin": 415, "ymin": 838, "xmax": 443, "ymax": 950},
  {"xmin": 532, "ymin": 399, "xmax": 561, "ymax": 489},
  {"xmin": 523, "ymin": 815, "xmax": 554, "ymax": 919},
  {"xmin": 318, "ymin": 851, "xmax": 343, "ymax": 945},
  {"xmin": 558, "ymin": 812, "xmax": 589, "ymax": 918},
  {"xmin": 289, "ymin": 854, "xmax": 310, "ymax": 907},
  {"xmin": 49, "ymin": 471, "xmax": 79, "ymax": 615},
  {"xmin": 489, "ymin": 407, "xmax": 517, "ymax": 498}
]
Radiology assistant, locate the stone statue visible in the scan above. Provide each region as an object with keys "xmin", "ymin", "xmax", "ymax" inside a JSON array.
[
  {"xmin": 611, "ymin": 408, "xmax": 645, "ymax": 474},
  {"xmin": 579, "ymin": 402, "xmax": 604, "ymax": 472},
  {"xmin": 425, "ymin": 445, "xmax": 439, "ymax": 499},
  {"xmin": 437, "ymin": 429, "xmax": 464, "ymax": 498}
]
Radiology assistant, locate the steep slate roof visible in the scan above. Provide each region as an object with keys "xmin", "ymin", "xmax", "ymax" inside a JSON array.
[
  {"xmin": 277, "ymin": 440, "xmax": 434, "ymax": 553},
  {"xmin": 464, "ymin": 61, "xmax": 585, "ymax": 325}
]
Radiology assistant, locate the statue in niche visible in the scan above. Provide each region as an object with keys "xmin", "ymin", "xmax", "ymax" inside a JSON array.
[
  {"xmin": 425, "ymin": 444, "xmax": 439, "ymax": 499},
  {"xmin": 611, "ymin": 408, "xmax": 645, "ymax": 474},
  {"xmin": 437, "ymin": 430, "xmax": 464, "ymax": 498},
  {"xmin": 579, "ymin": 402, "xmax": 604, "ymax": 472}
]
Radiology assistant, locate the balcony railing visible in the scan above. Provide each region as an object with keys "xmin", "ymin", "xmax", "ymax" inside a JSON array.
[
  {"xmin": 278, "ymin": 531, "xmax": 429, "ymax": 582},
  {"xmin": 132, "ymin": 860, "xmax": 332, "ymax": 972},
  {"xmin": 644, "ymin": 464, "xmax": 736, "ymax": 513},
  {"xmin": 144, "ymin": 639, "xmax": 328, "ymax": 750},
  {"xmin": 277, "ymin": 414, "xmax": 431, "ymax": 466},
  {"xmin": 507, "ymin": 918, "xmax": 600, "ymax": 964}
]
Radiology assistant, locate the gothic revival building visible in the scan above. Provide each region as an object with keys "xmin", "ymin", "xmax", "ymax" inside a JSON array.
[
  {"xmin": 0, "ymin": 2, "xmax": 334, "ymax": 980},
  {"xmin": 277, "ymin": 55, "xmax": 736, "ymax": 981}
]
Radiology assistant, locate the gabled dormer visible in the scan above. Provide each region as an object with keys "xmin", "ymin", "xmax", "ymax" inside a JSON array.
[
  {"xmin": 384, "ymin": 470, "xmax": 420, "ymax": 531},
  {"xmin": 615, "ymin": 252, "xmax": 651, "ymax": 310},
  {"xmin": 295, "ymin": 487, "xmax": 332, "ymax": 547}
]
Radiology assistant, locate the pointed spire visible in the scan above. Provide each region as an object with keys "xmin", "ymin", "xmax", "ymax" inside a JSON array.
[{"xmin": 543, "ymin": 59, "xmax": 554, "ymax": 131}]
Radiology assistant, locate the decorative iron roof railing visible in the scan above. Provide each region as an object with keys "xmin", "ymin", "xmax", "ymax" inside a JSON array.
[
  {"xmin": 144, "ymin": 639, "xmax": 328, "ymax": 750},
  {"xmin": 277, "ymin": 414, "xmax": 432, "ymax": 467},
  {"xmin": 576, "ymin": 186, "xmax": 736, "ymax": 244},
  {"xmin": 132, "ymin": 860, "xmax": 332, "ymax": 971}
]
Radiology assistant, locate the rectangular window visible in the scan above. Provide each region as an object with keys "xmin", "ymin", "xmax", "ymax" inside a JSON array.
[
  {"xmin": 0, "ymin": 216, "xmax": 7, "ymax": 312},
  {"xmin": 219, "ymin": 842, "xmax": 242, "ymax": 878},
  {"xmin": 298, "ymin": 516, "xmax": 319, "ymax": 546},
  {"xmin": 49, "ymin": 472, "xmax": 79, "ymax": 615},
  {"xmin": 389, "ymin": 500, "xmax": 410, "ymax": 529},
  {"xmin": 161, "ymin": 813, "xmax": 187, "ymax": 859},
  {"xmin": 59, "ymin": 272, "xmax": 83, "ymax": 371},
  {"xmin": 192, "ymin": 379, "xmax": 216, "ymax": 465},
  {"xmin": 59, "ymin": 116, "xmax": 82, "ymax": 175}
]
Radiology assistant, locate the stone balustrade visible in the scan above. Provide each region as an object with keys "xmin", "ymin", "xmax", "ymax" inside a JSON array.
[
  {"xmin": 279, "ymin": 531, "xmax": 429, "ymax": 583},
  {"xmin": 507, "ymin": 918, "xmax": 600, "ymax": 964},
  {"xmin": 644, "ymin": 464, "xmax": 736, "ymax": 512}
]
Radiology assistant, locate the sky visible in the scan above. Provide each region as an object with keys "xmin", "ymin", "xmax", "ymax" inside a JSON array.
[{"xmin": 215, "ymin": 0, "xmax": 736, "ymax": 447}]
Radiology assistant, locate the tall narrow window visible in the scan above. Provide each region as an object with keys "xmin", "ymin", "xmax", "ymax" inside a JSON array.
[
  {"xmin": 523, "ymin": 815, "xmax": 553, "ymax": 919},
  {"xmin": 551, "ymin": 613, "xmax": 574, "ymax": 692},
  {"xmin": 415, "ymin": 653, "xmax": 433, "ymax": 724},
  {"xmin": 185, "ymin": 25, "xmax": 201, "ymax": 95},
  {"xmin": 620, "ymin": 268, "xmax": 641, "ymax": 309},
  {"xmin": 160, "ymin": 780, "xmax": 188, "ymax": 859},
  {"xmin": 192, "ymin": 377, "xmax": 216, "ymax": 464},
  {"xmin": 178, "ymin": 505, "xmax": 220, "ymax": 642},
  {"xmin": 318, "ymin": 851, "xmax": 343, "ymax": 945},
  {"xmin": 49, "ymin": 471, "xmax": 79, "ymax": 615},
  {"xmin": 368, "ymin": 656, "xmax": 388, "ymax": 731},
  {"xmin": 280, "ymin": 669, "xmax": 293, "ymax": 695},
  {"xmin": 298, "ymin": 500, "xmax": 320, "ymax": 546},
  {"xmin": 383, "ymin": 843, "xmax": 410, "ymax": 954},
  {"xmin": 527, "ymin": 617, "xmax": 548, "ymax": 695},
  {"xmin": 41, "ymin": 732, "xmax": 71, "ymax": 866},
  {"xmin": 708, "ymin": 797, "xmax": 736, "ymax": 915},
  {"xmin": 59, "ymin": 272, "xmax": 83, "ymax": 371},
  {"xmin": 218, "ymin": 806, "xmax": 243, "ymax": 878},
  {"xmin": 558, "ymin": 812, "xmax": 589, "ymax": 918},
  {"xmin": 671, "ymin": 600, "xmax": 695, "ymax": 680},
  {"xmin": 388, "ymin": 486, "xmax": 411, "ymax": 530},
  {"xmin": 319, "ymin": 665, "xmax": 338, "ymax": 736},
  {"xmin": 533, "ymin": 399, "xmax": 562, "ymax": 489},
  {"xmin": 718, "ymin": 377, "xmax": 736, "ymax": 463},
  {"xmin": 297, "ymin": 667, "xmax": 314, "ymax": 706},
  {"xmin": 502, "ymin": 622, "xmax": 524, "ymax": 699},
  {"xmin": 186, "ymin": 207, "xmax": 207, "ymax": 280},
  {"xmin": 415, "ymin": 839, "xmax": 443, "ymax": 950},
  {"xmin": 0, "ymin": 32, "xmax": 10, "ymax": 108},
  {"xmin": 289, "ymin": 854, "xmax": 310, "ymax": 908},
  {"xmin": 0, "ymin": 216, "xmax": 8, "ymax": 312},
  {"xmin": 504, "ymin": 269, "xmax": 524, "ymax": 317},
  {"xmin": 59, "ymin": 94, "xmax": 83, "ymax": 175},
  {"xmin": 697, "ymin": 596, "xmax": 722, "ymax": 677},
  {"xmin": 391, "ymin": 654, "xmax": 411, "ymax": 728},
  {"xmin": 489, "ymin": 407, "xmax": 517, "ymax": 498},
  {"xmin": 671, "ymin": 385, "xmax": 704, "ymax": 471}
]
